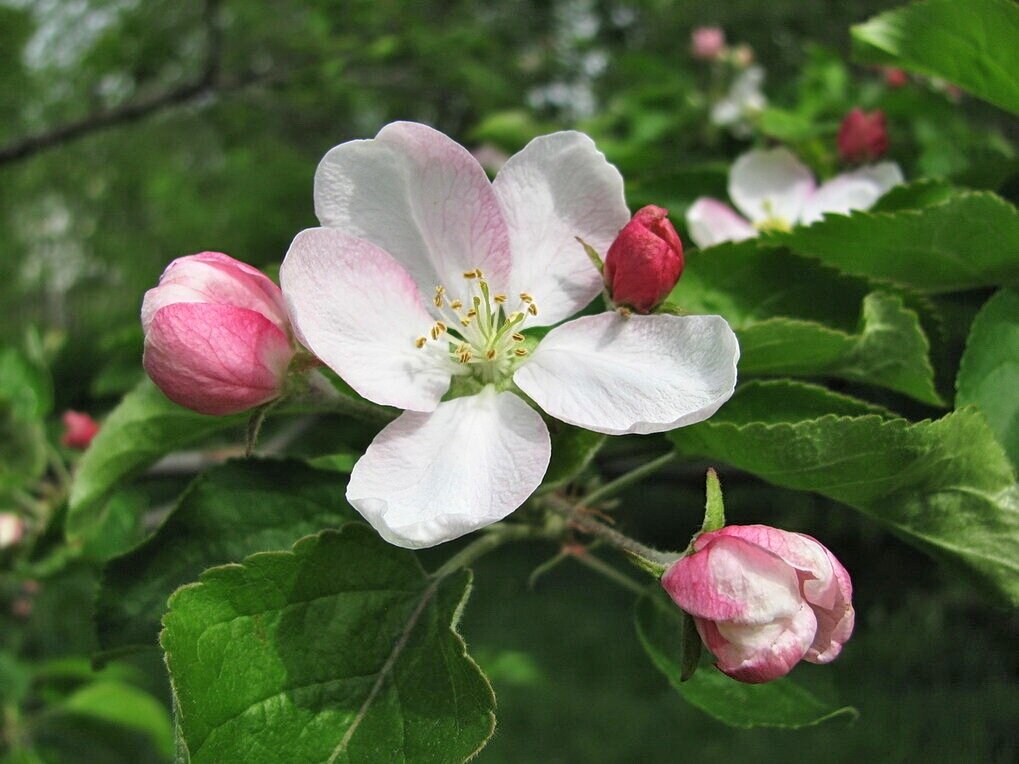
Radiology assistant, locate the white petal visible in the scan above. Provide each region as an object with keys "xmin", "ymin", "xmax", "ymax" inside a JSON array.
[
  {"xmin": 800, "ymin": 161, "xmax": 904, "ymax": 225},
  {"xmin": 686, "ymin": 198, "xmax": 757, "ymax": 249},
  {"xmin": 314, "ymin": 121, "xmax": 512, "ymax": 300},
  {"xmin": 729, "ymin": 148, "xmax": 815, "ymax": 225},
  {"xmin": 493, "ymin": 131, "xmax": 630, "ymax": 325},
  {"xmin": 514, "ymin": 312, "xmax": 739, "ymax": 436},
  {"xmin": 346, "ymin": 388, "xmax": 551, "ymax": 549},
  {"xmin": 280, "ymin": 227, "xmax": 453, "ymax": 412}
]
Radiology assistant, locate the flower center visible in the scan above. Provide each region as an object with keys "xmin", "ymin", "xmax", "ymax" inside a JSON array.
[
  {"xmin": 754, "ymin": 199, "xmax": 792, "ymax": 234},
  {"xmin": 415, "ymin": 268, "xmax": 539, "ymax": 383}
]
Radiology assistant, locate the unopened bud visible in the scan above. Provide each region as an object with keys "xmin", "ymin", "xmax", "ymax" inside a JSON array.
[
  {"xmin": 141, "ymin": 252, "xmax": 296, "ymax": 415},
  {"xmin": 662, "ymin": 524, "xmax": 854, "ymax": 684},
  {"xmin": 603, "ymin": 206, "xmax": 684, "ymax": 313},
  {"xmin": 883, "ymin": 68, "xmax": 908, "ymax": 88},
  {"xmin": 837, "ymin": 108, "xmax": 889, "ymax": 165},
  {"xmin": 690, "ymin": 27, "xmax": 725, "ymax": 61},
  {"xmin": 61, "ymin": 410, "xmax": 100, "ymax": 450}
]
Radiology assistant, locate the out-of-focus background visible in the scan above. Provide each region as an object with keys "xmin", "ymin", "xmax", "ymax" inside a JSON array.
[{"xmin": 0, "ymin": 1, "xmax": 1016, "ymax": 761}]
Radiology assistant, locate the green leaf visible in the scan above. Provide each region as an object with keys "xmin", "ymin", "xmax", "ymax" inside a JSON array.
[
  {"xmin": 96, "ymin": 458, "xmax": 355, "ymax": 655},
  {"xmin": 56, "ymin": 680, "xmax": 174, "ymax": 759},
  {"xmin": 956, "ymin": 289, "xmax": 1019, "ymax": 469},
  {"xmin": 672, "ymin": 243, "xmax": 940, "ymax": 403},
  {"xmin": 635, "ymin": 590, "xmax": 855, "ymax": 728},
  {"xmin": 871, "ymin": 179, "xmax": 958, "ymax": 213},
  {"xmin": 671, "ymin": 380, "xmax": 1019, "ymax": 605},
  {"xmin": 0, "ymin": 401, "xmax": 46, "ymax": 494},
  {"xmin": 0, "ymin": 346, "xmax": 52, "ymax": 420},
  {"xmin": 538, "ymin": 424, "xmax": 606, "ymax": 493},
  {"xmin": 702, "ymin": 469, "xmax": 725, "ymax": 533},
  {"xmin": 162, "ymin": 526, "xmax": 495, "ymax": 763},
  {"xmin": 66, "ymin": 379, "xmax": 246, "ymax": 542},
  {"xmin": 852, "ymin": 0, "xmax": 1019, "ymax": 115},
  {"xmin": 768, "ymin": 192, "xmax": 1019, "ymax": 293}
]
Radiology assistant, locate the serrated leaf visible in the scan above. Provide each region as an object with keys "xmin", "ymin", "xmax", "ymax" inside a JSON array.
[
  {"xmin": 852, "ymin": 0, "xmax": 1019, "ymax": 115},
  {"xmin": 871, "ymin": 179, "xmax": 958, "ymax": 212},
  {"xmin": 635, "ymin": 590, "xmax": 855, "ymax": 728},
  {"xmin": 768, "ymin": 193, "xmax": 1019, "ymax": 293},
  {"xmin": 672, "ymin": 243, "xmax": 940, "ymax": 402},
  {"xmin": 162, "ymin": 526, "xmax": 495, "ymax": 763},
  {"xmin": 97, "ymin": 459, "xmax": 355, "ymax": 655},
  {"xmin": 956, "ymin": 289, "xmax": 1019, "ymax": 469},
  {"xmin": 670, "ymin": 380, "xmax": 1019, "ymax": 605}
]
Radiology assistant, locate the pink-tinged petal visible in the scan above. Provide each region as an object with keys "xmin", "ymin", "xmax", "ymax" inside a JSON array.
[
  {"xmin": 703, "ymin": 525, "xmax": 839, "ymax": 610},
  {"xmin": 662, "ymin": 535, "xmax": 803, "ymax": 624},
  {"xmin": 514, "ymin": 312, "xmax": 739, "ymax": 436},
  {"xmin": 805, "ymin": 545, "xmax": 855, "ymax": 664},
  {"xmin": 800, "ymin": 162, "xmax": 904, "ymax": 225},
  {"xmin": 711, "ymin": 600, "xmax": 817, "ymax": 683},
  {"xmin": 728, "ymin": 148, "xmax": 815, "ymax": 225},
  {"xmin": 143, "ymin": 303, "xmax": 293, "ymax": 415},
  {"xmin": 346, "ymin": 388, "xmax": 551, "ymax": 549},
  {"xmin": 493, "ymin": 131, "xmax": 630, "ymax": 325},
  {"xmin": 279, "ymin": 227, "xmax": 454, "ymax": 412},
  {"xmin": 141, "ymin": 252, "xmax": 288, "ymax": 333},
  {"xmin": 685, "ymin": 198, "xmax": 756, "ymax": 249},
  {"xmin": 314, "ymin": 121, "xmax": 512, "ymax": 300}
]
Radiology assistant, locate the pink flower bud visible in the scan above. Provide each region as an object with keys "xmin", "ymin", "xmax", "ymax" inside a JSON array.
[
  {"xmin": 603, "ymin": 205, "xmax": 684, "ymax": 313},
  {"xmin": 61, "ymin": 410, "xmax": 100, "ymax": 450},
  {"xmin": 837, "ymin": 108, "xmax": 889, "ymax": 165},
  {"xmin": 0, "ymin": 512, "xmax": 24, "ymax": 549},
  {"xmin": 883, "ymin": 68, "xmax": 908, "ymax": 88},
  {"xmin": 691, "ymin": 27, "xmax": 725, "ymax": 60},
  {"xmin": 142, "ymin": 252, "xmax": 296, "ymax": 415},
  {"xmin": 661, "ymin": 525, "xmax": 854, "ymax": 684}
]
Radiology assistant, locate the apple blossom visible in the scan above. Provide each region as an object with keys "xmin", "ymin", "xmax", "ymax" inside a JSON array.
[
  {"xmin": 662, "ymin": 524, "xmax": 854, "ymax": 684},
  {"xmin": 603, "ymin": 205, "xmax": 684, "ymax": 313},
  {"xmin": 686, "ymin": 147, "xmax": 903, "ymax": 248},
  {"xmin": 691, "ymin": 27, "xmax": 725, "ymax": 61},
  {"xmin": 281, "ymin": 122, "xmax": 739, "ymax": 549},
  {"xmin": 61, "ymin": 410, "xmax": 99, "ymax": 450},
  {"xmin": 838, "ymin": 108, "xmax": 889, "ymax": 165},
  {"xmin": 142, "ymin": 252, "xmax": 296, "ymax": 415},
  {"xmin": 710, "ymin": 65, "xmax": 767, "ymax": 138}
]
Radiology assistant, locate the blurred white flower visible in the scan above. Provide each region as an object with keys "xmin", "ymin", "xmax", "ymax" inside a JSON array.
[{"xmin": 710, "ymin": 66, "xmax": 767, "ymax": 138}]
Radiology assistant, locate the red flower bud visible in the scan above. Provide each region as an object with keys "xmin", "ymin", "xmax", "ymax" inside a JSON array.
[
  {"xmin": 837, "ymin": 108, "xmax": 889, "ymax": 165},
  {"xmin": 61, "ymin": 410, "xmax": 100, "ymax": 450},
  {"xmin": 883, "ymin": 68, "xmax": 908, "ymax": 88},
  {"xmin": 603, "ymin": 205, "xmax": 684, "ymax": 313}
]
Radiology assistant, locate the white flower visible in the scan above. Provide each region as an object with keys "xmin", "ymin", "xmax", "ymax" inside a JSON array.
[
  {"xmin": 686, "ymin": 147, "xmax": 904, "ymax": 249},
  {"xmin": 710, "ymin": 66, "xmax": 768, "ymax": 138},
  {"xmin": 281, "ymin": 122, "xmax": 740, "ymax": 549}
]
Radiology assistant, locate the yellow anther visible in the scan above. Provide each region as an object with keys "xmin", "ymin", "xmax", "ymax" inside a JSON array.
[
  {"xmin": 450, "ymin": 300, "xmax": 463, "ymax": 310},
  {"xmin": 514, "ymin": 348, "xmax": 528, "ymax": 357},
  {"xmin": 463, "ymin": 269, "xmax": 478, "ymax": 279},
  {"xmin": 520, "ymin": 292, "xmax": 534, "ymax": 303},
  {"xmin": 527, "ymin": 303, "xmax": 539, "ymax": 316},
  {"xmin": 512, "ymin": 332, "xmax": 525, "ymax": 342},
  {"xmin": 486, "ymin": 349, "xmax": 497, "ymax": 360},
  {"xmin": 466, "ymin": 308, "xmax": 477, "ymax": 318},
  {"xmin": 434, "ymin": 295, "xmax": 444, "ymax": 308},
  {"xmin": 430, "ymin": 322, "xmax": 446, "ymax": 340},
  {"xmin": 459, "ymin": 350, "xmax": 473, "ymax": 363},
  {"xmin": 460, "ymin": 318, "xmax": 472, "ymax": 327},
  {"xmin": 415, "ymin": 337, "xmax": 427, "ymax": 349},
  {"xmin": 494, "ymin": 294, "xmax": 507, "ymax": 304},
  {"xmin": 476, "ymin": 268, "xmax": 484, "ymax": 278}
]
